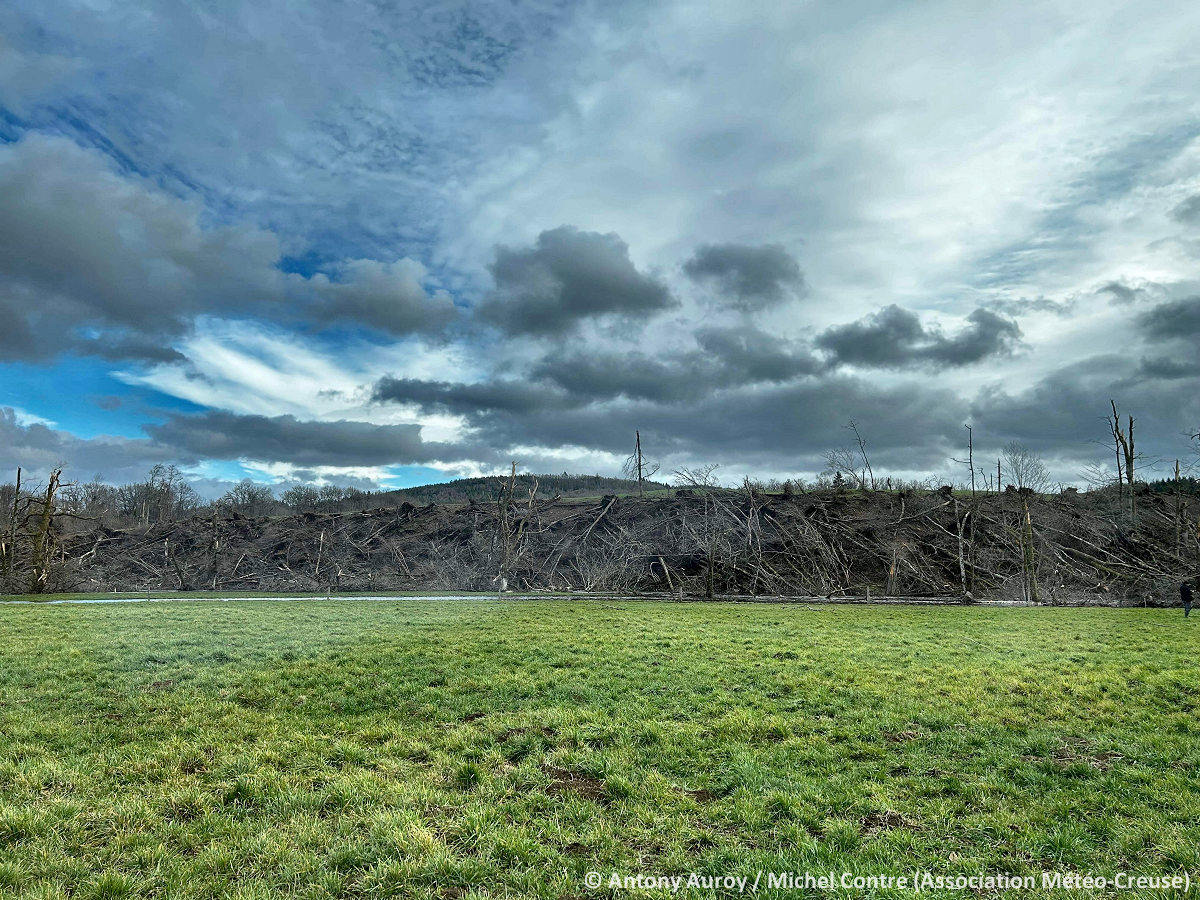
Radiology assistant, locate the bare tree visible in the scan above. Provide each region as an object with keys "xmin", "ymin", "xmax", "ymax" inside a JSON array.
[
  {"xmin": 1080, "ymin": 461, "xmax": 1119, "ymax": 492},
  {"xmin": 494, "ymin": 462, "xmax": 519, "ymax": 592},
  {"xmin": 1106, "ymin": 401, "xmax": 1158, "ymax": 528},
  {"xmin": 1001, "ymin": 442, "xmax": 1051, "ymax": 493},
  {"xmin": 673, "ymin": 464, "xmax": 724, "ymax": 598},
  {"xmin": 958, "ymin": 425, "xmax": 977, "ymax": 597},
  {"xmin": 1109, "ymin": 400, "xmax": 1136, "ymax": 527},
  {"xmin": 0, "ymin": 468, "xmax": 20, "ymax": 588},
  {"xmin": 1, "ymin": 468, "xmax": 78, "ymax": 594},
  {"xmin": 823, "ymin": 447, "xmax": 867, "ymax": 490},
  {"xmin": 113, "ymin": 465, "xmax": 203, "ymax": 527},
  {"xmin": 1019, "ymin": 497, "xmax": 1040, "ymax": 604},
  {"xmin": 845, "ymin": 420, "xmax": 876, "ymax": 490},
  {"xmin": 281, "ymin": 484, "xmax": 322, "ymax": 511},
  {"xmin": 622, "ymin": 430, "xmax": 660, "ymax": 498},
  {"xmin": 220, "ymin": 480, "xmax": 276, "ymax": 516}
]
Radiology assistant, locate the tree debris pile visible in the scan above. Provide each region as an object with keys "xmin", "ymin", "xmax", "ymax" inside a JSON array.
[{"xmin": 16, "ymin": 482, "xmax": 1197, "ymax": 605}]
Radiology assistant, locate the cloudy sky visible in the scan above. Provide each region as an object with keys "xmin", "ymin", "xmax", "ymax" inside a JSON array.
[{"xmin": 2, "ymin": 0, "xmax": 1199, "ymax": 493}]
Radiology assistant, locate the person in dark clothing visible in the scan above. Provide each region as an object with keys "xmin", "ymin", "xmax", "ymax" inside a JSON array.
[{"xmin": 1183, "ymin": 581, "xmax": 1194, "ymax": 618}]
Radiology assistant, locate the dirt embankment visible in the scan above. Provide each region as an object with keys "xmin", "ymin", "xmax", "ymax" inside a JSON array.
[{"xmin": 40, "ymin": 486, "xmax": 1197, "ymax": 606}]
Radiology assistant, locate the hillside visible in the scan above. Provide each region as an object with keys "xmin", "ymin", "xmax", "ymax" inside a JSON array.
[
  {"xmin": 23, "ymin": 484, "xmax": 1198, "ymax": 605},
  {"xmin": 367, "ymin": 473, "xmax": 672, "ymax": 506}
]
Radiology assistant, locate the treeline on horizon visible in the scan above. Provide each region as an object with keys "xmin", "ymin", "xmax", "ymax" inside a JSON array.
[{"xmin": 2, "ymin": 454, "xmax": 1197, "ymax": 536}]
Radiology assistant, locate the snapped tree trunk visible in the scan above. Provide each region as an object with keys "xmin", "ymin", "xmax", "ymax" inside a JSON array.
[{"xmin": 1022, "ymin": 499, "xmax": 1040, "ymax": 604}]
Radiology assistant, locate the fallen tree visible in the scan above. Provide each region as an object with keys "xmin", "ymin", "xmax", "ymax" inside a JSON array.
[{"xmin": 17, "ymin": 482, "xmax": 1196, "ymax": 605}]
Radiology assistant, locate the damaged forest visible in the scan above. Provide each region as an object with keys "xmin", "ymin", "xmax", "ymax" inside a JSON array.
[{"xmin": 3, "ymin": 463, "xmax": 1198, "ymax": 605}]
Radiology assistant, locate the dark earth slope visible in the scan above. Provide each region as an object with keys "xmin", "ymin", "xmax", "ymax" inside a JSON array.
[{"xmin": 40, "ymin": 485, "xmax": 1198, "ymax": 605}]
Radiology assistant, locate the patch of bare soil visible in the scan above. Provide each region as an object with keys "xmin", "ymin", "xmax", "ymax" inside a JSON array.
[
  {"xmin": 1024, "ymin": 738, "xmax": 1126, "ymax": 771},
  {"xmin": 861, "ymin": 810, "xmax": 918, "ymax": 834},
  {"xmin": 541, "ymin": 764, "xmax": 606, "ymax": 802}
]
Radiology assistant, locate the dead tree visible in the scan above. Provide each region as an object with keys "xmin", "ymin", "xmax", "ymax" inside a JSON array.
[
  {"xmin": 494, "ymin": 462, "xmax": 518, "ymax": 592},
  {"xmin": 623, "ymin": 431, "xmax": 660, "ymax": 498},
  {"xmin": 824, "ymin": 448, "xmax": 867, "ymax": 490},
  {"xmin": 1174, "ymin": 459, "xmax": 1185, "ymax": 561},
  {"xmin": 1002, "ymin": 442, "xmax": 1051, "ymax": 493},
  {"xmin": 845, "ymin": 421, "xmax": 876, "ymax": 490},
  {"xmin": 1020, "ymin": 498, "xmax": 1040, "ymax": 604},
  {"xmin": 1109, "ymin": 400, "xmax": 1137, "ymax": 528},
  {"xmin": 673, "ymin": 464, "xmax": 724, "ymax": 598},
  {"xmin": 28, "ymin": 470, "xmax": 63, "ymax": 593},
  {"xmin": 0, "ymin": 467, "xmax": 19, "ymax": 587},
  {"xmin": 1, "ymin": 468, "xmax": 77, "ymax": 594},
  {"xmin": 953, "ymin": 425, "xmax": 978, "ymax": 597}
]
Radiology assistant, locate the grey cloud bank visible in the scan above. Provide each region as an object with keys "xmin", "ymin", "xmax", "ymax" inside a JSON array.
[
  {"xmin": 0, "ymin": 134, "xmax": 457, "ymax": 362},
  {"xmin": 683, "ymin": 243, "xmax": 805, "ymax": 310},
  {"xmin": 1, "ymin": 0, "xmax": 1200, "ymax": 488},
  {"xmin": 479, "ymin": 226, "xmax": 676, "ymax": 335},
  {"xmin": 815, "ymin": 306, "xmax": 1023, "ymax": 370}
]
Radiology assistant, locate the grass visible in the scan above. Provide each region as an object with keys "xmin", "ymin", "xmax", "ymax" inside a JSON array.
[
  {"xmin": 0, "ymin": 591, "xmax": 505, "ymax": 604},
  {"xmin": 0, "ymin": 601, "xmax": 1198, "ymax": 898}
]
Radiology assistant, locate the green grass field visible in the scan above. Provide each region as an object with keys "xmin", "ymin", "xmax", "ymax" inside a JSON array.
[
  {"xmin": 0, "ymin": 592, "xmax": 504, "ymax": 604},
  {"xmin": 1, "ymin": 601, "xmax": 1197, "ymax": 898}
]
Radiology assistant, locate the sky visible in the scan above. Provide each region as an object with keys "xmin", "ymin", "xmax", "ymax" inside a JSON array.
[{"xmin": 1, "ymin": 0, "xmax": 1199, "ymax": 495}]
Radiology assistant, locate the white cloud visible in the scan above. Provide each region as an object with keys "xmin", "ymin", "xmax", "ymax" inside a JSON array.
[
  {"xmin": 9, "ymin": 406, "xmax": 56, "ymax": 428},
  {"xmin": 113, "ymin": 318, "xmax": 474, "ymax": 440}
]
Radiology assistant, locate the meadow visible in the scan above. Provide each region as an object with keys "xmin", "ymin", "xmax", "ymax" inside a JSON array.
[{"xmin": 0, "ymin": 600, "xmax": 1197, "ymax": 898}]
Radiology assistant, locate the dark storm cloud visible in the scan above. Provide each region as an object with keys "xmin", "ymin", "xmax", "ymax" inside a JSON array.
[
  {"xmin": 1172, "ymin": 194, "xmax": 1200, "ymax": 225},
  {"xmin": 1137, "ymin": 297, "xmax": 1200, "ymax": 340},
  {"xmin": 1, "ymin": 405, "xmax": 496, "ymax": 485},
  {"xmin": 371, "ymin": 377, "xmax": 576, "ymax": 415},
  {"xmin": 1134, "ymin": 356, "xmax": 1194, "ymax": 381},
  {"xmin": 971, "ymin": 354, "xmax": 1200, "ymax": 462},
  {"xmin": 477, "ymin": 226, "xmax": 676, "ymax": 335},
  {"xmin": 442, "ymin": 376, "xmax": 969, "ymax": 473},
  {"xmin": 1098, "ymin": 281, "xmax": 1140, "ymax": 305},
  {"xmin": 693, "ymin": 325, "xmax": 821, "ymax": 382},
  {"xmin": 682, "ymin": 243, "xmax": 805, "ymax": 310},
  {"xmin": 144, "ymin": 411, "xmax": 479, "ymax": 468},
  {"xmin": 0, "ymin": 135, "xmax": 457, "ymax": 363},
  {"xmin": 529, "ymin": 353, "xmax": 704, "ymax": 403},
  {"xmin": 0, "ymin": 407, "xmax": 169, "ymax": 483},
  {"xmin": 816, "ymin": 305, "xmax": 1022, "ymax": 369},
  {"xmin": 373, "ymin": 324, "xmax": 818, "ymax": 411},
  {"xmin": 307, "ymin": 258, "xmax": 457, "ymax": 335},
  {"xmin": 527, "ymin": 325, "xmax": 819, "ymax": 402}
]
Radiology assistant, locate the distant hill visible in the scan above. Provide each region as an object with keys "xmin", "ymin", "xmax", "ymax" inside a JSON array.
[{"xmin": 370, "ymin": 473, "xmax": 672, "ymax": 506}]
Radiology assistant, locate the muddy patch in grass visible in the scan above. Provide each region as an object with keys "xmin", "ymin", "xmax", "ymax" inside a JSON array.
[
  {"xmin": 541, "ymin": 764, "xmax": 606, "ymax": 802},
  {"xmin": 1023, "ymin": 738, "xmax": 1125, "ymax": 772}
]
